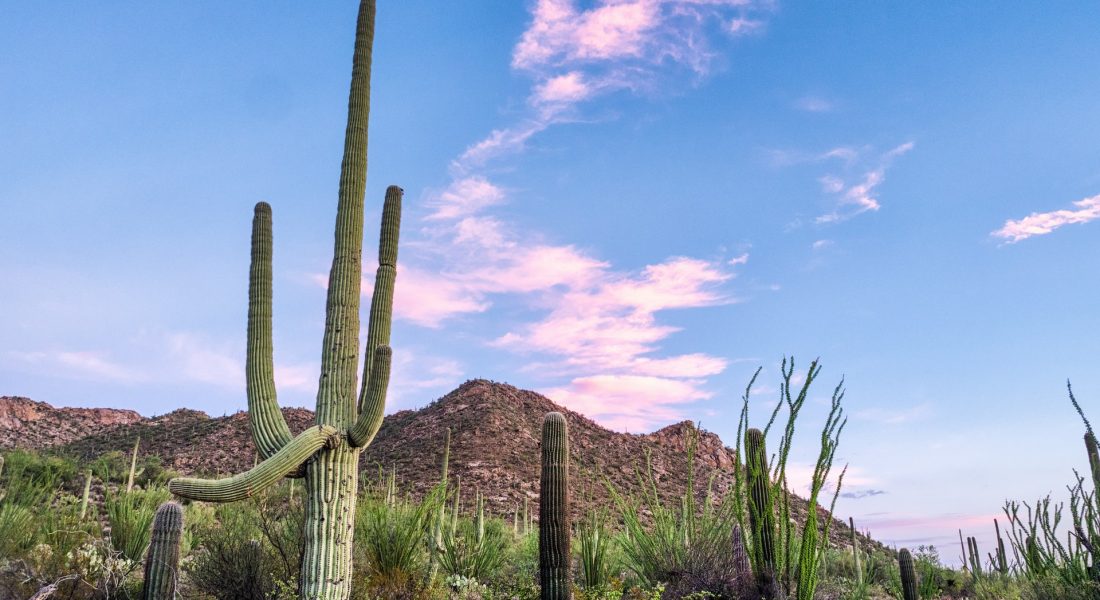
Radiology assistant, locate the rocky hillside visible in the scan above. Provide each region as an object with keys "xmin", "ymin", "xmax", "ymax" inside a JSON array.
[
  {"xmin": 0, "ymin": 396, "xmax": 143, "ymax": 449},
  {"xmin": 3, "ymin": 380, "xmax": 876, "ymax": 550}
]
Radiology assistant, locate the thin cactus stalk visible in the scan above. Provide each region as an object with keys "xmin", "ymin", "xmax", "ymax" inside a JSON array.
[
  {"xmin": 850, "ymin": 517, "xmax": 862, "ymax": 586},
  {"xmin": 539, "ymin": 412, "xmax": 571, "ymax": 600},
  {"xmin": 968, "ymin": 536, "xmax": 983, "ymax": 577},
  {"xmin": 959, "ymin": 529, "xmax": 968, "ymax": 574},
  {"xmin": 994, "ymin": 519, "xmax": 1009, "ymax": 575},
  {"xmin": 80, "ymin": 470, "xmax": 93, "ymax": 519},
  {"xmin": 745, "ymin": 428, "xmax": 783, "ymax": 600},
  {"xmin": 898, "ymin": 548, "xmax": 918, "ymax": 600},
  {"xmin": 476, "ymin": 489, "xmax": 486, "ymax": 545},
  {"xmin": 127, "ymin": 437, "xmax": 141, "ymax": 493},
  {"xmin": 142, "ymin": 501, "xmax": 184, "ymax": 600},
  {"xmin": 0, "ymin": 454, "xmax": 4, "ymax": 479},
  {"xmin": 165, "ymin": 2, "xmax": 402, "ymax": 598}
]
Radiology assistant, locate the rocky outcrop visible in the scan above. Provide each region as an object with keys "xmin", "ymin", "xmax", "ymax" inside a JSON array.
[{"xmin": 0, "ymin": 396, "xmax": 143, "ymax": 450}]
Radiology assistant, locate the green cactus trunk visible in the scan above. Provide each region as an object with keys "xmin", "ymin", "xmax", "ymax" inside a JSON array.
[
  {"xmin": 732, "ymin": 523, "xmax": 752, "ymax": 584},
  {"xmin": 745, "ymin": 428, "xmax": 783, "ymax": 600},
  {"xmin": 898, "ymin": 548, "xmax": 918, "ymax": 600},
  {"xmin": 166, "ymin": 3, "xmax": 402, "ymax": 599},
  {"xmin": 142, "ymin": 501, "xmax": 184, "ymax": 600},
  {"xmin": 539, "ymin": 412, "xmax": 571, "ymax": 600}
]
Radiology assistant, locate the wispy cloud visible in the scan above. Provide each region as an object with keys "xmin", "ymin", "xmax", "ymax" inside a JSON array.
[
  {"xmin": 992, "ymin": 193, "xmax": 1100, "ymax": 243},
  {"xmin": 815, "ymin": 142, "xmax": 914, "ymax": 224},
  {"xmin": 6, "ymin": 333, "xmax": 318, "ymax": 396},
  {"xmin": 452, "ymin": 0, "xmax": 771, "ymax": 174},
  {"xmin": 357, "ymin": 0, "xmax": 772, "ymax": 430},
  {"xmin": 793, "ymin": 95, "xmax": 833, "ymax": 113},
  {"xmin": 841, "ymin": 489, "xmax": 887, "ymax": 499},
  {"xmin": 7, "ymin": 350, "xmax": 147, "ymax": 384}
]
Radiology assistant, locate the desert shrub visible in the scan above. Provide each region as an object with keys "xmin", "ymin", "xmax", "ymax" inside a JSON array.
[
  {"xmin": 105, "ymin": 486, "xmax": 169, "ymax": 561},
  {"xmin": 352, "ymin": 490, "xmax": 438, "ymax": 599},
  {"xmin": 577, "ymin": 510, "xmax": 619, "ymax": 591},
  {"xmin": 187, "ymin": 495, "xmax": 300, "ymax": 600}
]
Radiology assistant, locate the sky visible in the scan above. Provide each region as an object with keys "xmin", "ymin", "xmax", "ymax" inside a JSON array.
[{"xmin": 3, "ymin": 1, "xmax": 1100, "ymax": 565}]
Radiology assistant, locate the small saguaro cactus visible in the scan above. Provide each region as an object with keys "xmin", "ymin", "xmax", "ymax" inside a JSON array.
[
  {"xmin": 127, "ymin": 437, "xmax": 141, "ymax": 493},
  {"xmin": 142, "ymin": 501, "xmax": 184, "ymax": 600},
  {"xmin": 164, "ymin": 2, "xmax": 401, "ymax": 599},
  {"xmin": 994, "ymin": 519, "xmax": 1009, "ymax": 575},
  {"xmin": 539, "ymin": 412, "xmax": 571, "ymax": 600},
  {"xmin": 898, "ymin": 548, "xmax": 918, "ymax": 600},
  {"xmin": 732, "ymin": 523, "xmax": 752, "ymax": 583},
  {"xmin": 745, "ymin": 428, "xmax": 783, "ymax": 600}
]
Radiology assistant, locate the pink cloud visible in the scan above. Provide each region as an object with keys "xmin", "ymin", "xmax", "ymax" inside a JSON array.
[
  {"xmin": 533, "ymin": 71, "xmax": 593, "ymax": 106},
  {"xmin": 388, "ymin": 266, "xmax": 490, "ymax": 328},
  {"xmin": 816, "ymin": 142, "xmax": 913, "ymax": 224},
  {"xmin": 992, "ymin": 194, "xmax": 1100, "ymax": 243},
  {"xmin": 543, "ymin": 374, "xmax": 710, "ymax": 431},
  {"xmin": 425, "ymin": 176, "xmax": 507, "ymax": 221}
]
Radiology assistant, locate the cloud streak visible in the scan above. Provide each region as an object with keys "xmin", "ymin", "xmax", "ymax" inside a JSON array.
[
  {"xmin": 816, "ymin": 142, "xmax": 914, "ymax": 224},
  {"xmin": 992, "ymin": 194, "xmax": 1100, "ymax": 243}
]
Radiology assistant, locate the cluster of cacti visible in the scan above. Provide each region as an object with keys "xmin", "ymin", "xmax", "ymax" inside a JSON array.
[
  {"xmin": 539, "ymin": 412, "xmax": 571, "ymax": 600},
  {"xmin": 163, "ymin": 1, "xmax": 402, "ymax": 598},
  {"xmin": 898, "ymin": 548, "xmax": 918, "ymax": 600},
  {"xmin": 141, "ymin": 501, "xmax": 184, "ymax": 600}
]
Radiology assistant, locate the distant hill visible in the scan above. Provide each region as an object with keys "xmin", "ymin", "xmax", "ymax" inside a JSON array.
[{"xmin": 0, "ymin": 380, "xmax": 878, "ymax": 551}]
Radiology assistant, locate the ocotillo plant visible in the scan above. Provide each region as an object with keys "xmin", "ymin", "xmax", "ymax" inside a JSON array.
[
  {"xmin": 539, "ymin": 412, "xmax": 571, "ymax": 600},
  {"xmin": 166, "ymin": 3, "xmax": 401, "ymax": 599},
  {"xmin": 142, "ymin": 501, "xmax": 184, "ymax": 600},
  {"xmin": 898, "ymin": 548, "xmax": 918, "ymax": 600},
  {"xmin": 745, "ymin": 428, "xmax": 783, "ymax": 600}
]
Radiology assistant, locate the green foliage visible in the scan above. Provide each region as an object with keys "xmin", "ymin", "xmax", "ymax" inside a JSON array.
[
  {"xmin": 106, "ymin": 486, "xmax": 170, "ymax": 562},
  {"xmin": 577, "ymin": 510, "xmax": 617, "ymax": 590},
  {"xmin": 354, "ymin": 487, "xmax": 436, "ymax": 593}
]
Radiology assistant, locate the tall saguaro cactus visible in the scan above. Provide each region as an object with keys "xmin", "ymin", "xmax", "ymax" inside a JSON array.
[
  {"xmin": 539, "ymin": 412, "xmax": 571, "ymax": 600},
  {"xmin": 745, "ymin": 428, "xmax": 783, "ymax": 600},
  {"xmin": 166, "ymin": 3, "xmax": 401, "ymax": 599},
  {"xmin": 142, "ymin": 502, "xmax": 184, "ymax": 600},
  {"xmin": 898, "ymin": 548, "xmax": 918, "ymax": 600}
]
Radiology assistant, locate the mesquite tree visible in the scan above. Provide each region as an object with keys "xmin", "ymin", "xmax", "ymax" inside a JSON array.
[{"xmin": 167, "ymin": 2, "xmax": 400, "ymax": 599}]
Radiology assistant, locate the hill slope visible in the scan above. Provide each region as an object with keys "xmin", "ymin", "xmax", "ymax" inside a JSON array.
[{"xmin": 3, "ymin": 380, "xmax": 872, "ymax": 549}]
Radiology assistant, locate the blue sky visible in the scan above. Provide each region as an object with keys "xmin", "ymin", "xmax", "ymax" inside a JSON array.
[{"xmin": 3, "ymin": 1, "xmax": 1100, "ymax": 562}]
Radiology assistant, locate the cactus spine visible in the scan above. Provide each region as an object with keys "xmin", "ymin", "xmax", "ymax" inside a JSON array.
[
  {"xmin": 539, "ymin": 412, "xmax": 571, "ymax": 600},
  {"xmin": 142, "ymin": 501, "xmax": 184, "ymax": 600},
  {"xmin": 745, "ymin": 428, "xmax": 783, "ymax": 599},
  {"xmin": 165, "ymin": 3, "xmax": 401, "ymax": 598},
  {"xmin": 898, "ymin": 548, "xmax": 918, "ymax": 600}
]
